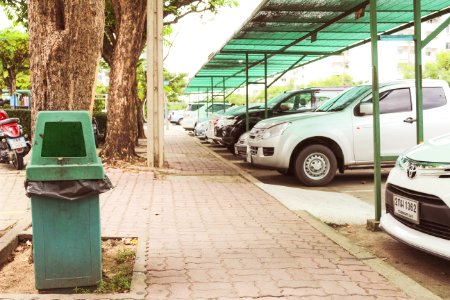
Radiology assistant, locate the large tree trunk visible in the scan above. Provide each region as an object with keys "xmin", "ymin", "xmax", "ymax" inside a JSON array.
[
  {"xmin": 6, "ymin": 69, "xmax": 16, "ymax": 95},
  {"xmin": 101, "ymin": 1, "xmax": 146, "ymax": 162},
  {"xmin": 28, "ymin": 1, "xmax": 105, "ymax": 127},
  {"xmin": 136, "ymin": 95, "xmax": 146, "ymax": 141}
]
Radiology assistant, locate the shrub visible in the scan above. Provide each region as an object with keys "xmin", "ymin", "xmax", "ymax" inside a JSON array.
[
  {"xmin": 2, "ymin": 110, "xmax": 108, "ymax": 140},
  {"xmin": 93, "ymin": 112, "xmax": 107, "ymax": 140}
]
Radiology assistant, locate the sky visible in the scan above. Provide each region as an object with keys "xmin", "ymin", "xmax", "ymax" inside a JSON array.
[
  {"xmin": 163, "ymin": 0, "xmax": 263, "ymax": 77},
  {"xmin": 0, "ymin": 8, "xmax": 13, "ymax": 29}
]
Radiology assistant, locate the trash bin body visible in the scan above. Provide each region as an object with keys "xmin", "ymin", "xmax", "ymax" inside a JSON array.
[
  {"xmin": 31, "ymin": 195, "xmax": 101, "ymax": 289},
  {"xmin": 26, "ymin": 111, "xmax": 105, "ymax": 289}
]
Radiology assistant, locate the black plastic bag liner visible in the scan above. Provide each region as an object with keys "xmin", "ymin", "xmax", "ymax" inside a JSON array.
[{"xmin": 25, "ymin": 176, "xmax": 113, "ymax": 201}]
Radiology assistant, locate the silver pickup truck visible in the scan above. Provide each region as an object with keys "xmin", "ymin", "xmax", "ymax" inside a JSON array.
[{"xmin": 248, "ymin": 80, "xmax": 450, "ymax": 186}]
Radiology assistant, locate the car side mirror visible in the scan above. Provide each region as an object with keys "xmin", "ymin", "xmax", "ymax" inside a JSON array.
[{"xmin": 359, "ymin": 102, "xmax": 373, "ymax": 115}]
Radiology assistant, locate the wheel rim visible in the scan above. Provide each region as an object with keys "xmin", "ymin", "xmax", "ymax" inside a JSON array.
[{"xmin": 303, "ymin": 152, "xmax": 330, "ymax": 181}]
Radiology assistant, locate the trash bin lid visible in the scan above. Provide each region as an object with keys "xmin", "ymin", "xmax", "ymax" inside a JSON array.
[{"xmin": 26, "ymin": 111, "xmax": 104, "ymax": 181}]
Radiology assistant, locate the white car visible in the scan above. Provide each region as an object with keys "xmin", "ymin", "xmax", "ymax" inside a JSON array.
[
  {"xmin": 234, "ymin": 131, "xmax": 250, "ymax": 158},
  {"xmin": 194, "ymin": 120, "xmax": 208, "ymax": 140},
  {"xmin": 380, "ymin": 133, "xmax": 450, "ymax": 260},
  {"xmin": 248, "ymin": 80, "xmax": 450, "ymax": 186},
  {"xmin": 183, "ymin": 103, "xmax": 231, "ymax": 131},
  {"xmin": 168, "ymin": 110, "xmax": 184, "ymax": 125}
]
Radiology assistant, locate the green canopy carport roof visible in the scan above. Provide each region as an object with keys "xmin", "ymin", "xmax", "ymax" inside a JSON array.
[{"xmin": 185, "ymin": 0, "xmax": 450, "ymax": 94}]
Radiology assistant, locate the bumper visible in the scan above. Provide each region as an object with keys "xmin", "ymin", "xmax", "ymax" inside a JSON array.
[
  {"xmin": 248, "ymin": 136, "xmax": 286, "ymax": 170},
  {"xmin": 380, "ymin": 213, "xmax": 450, "ymax": 260},
  {"xmin": 234, "ymin": 144, "xmax": 248, "ymax": 158},
  {"xmin": 216, "ymin": 125, "xmax": 243, "ymax": 146},
  {"xmin": 381, "ymin": 166, "xmax": 450, "ymax": 260},
  {"xmin": 194, "ymin": 129, "xmax": 206, "ymax": 139},
  {"xmin": 182, "ymin": 118, "xmax": 196, "ymax": 130}
]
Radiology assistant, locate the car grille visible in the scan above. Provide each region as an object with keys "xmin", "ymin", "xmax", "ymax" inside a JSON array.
[
  {"xmin": 387, "ymin": 184, "xmax": 446, "ymax": 206},
  {"xmin": 250, "ymin": 146, "xmax": 258, "ymax": 155},
  {"xmin": 386, "ymin": 184, "xmax": 450, "ymax": 240}
]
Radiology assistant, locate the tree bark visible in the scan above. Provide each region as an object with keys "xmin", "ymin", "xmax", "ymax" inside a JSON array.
[
  {"xmin": 28, "ymin": 1, "xmax": 105, "ymax": 127},
  {"xmin": 101, "ymin": 0, "xmax": 146, "ymax": 162},
  {"xmin": 6, "ymin": 68, "xmax": 16, "ymax": 95},
  {"xmin": 136, "ymin": 93, "xmax": 146, "ymax": 142}
]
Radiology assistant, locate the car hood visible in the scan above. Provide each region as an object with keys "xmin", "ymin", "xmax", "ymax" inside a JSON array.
[
  {"xmin": 405, "ymin": 133, "xmax": 450, "ymax": 163},
  {"xmin": 253, "ymin": 112, "xmax": 329, "ymax": 129}
]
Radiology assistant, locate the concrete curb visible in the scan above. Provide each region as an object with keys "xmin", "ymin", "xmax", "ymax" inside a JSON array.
[
  {"xmin": 197, "ymin": 138, "xmax": 441, "ymax": 300},
  {"xmin": 0, "ymin": 214, "xmax": 31, "ymax": 267},
  {"xmin": 0, "ymin": 232, "xmax": 147, "ymax": 299},
  {"xmin": 297, "ymin": 211, "xmax": 441, "ymax": 300}
]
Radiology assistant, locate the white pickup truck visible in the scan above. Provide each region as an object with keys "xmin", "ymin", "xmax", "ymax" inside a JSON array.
[{"xmin": 248, "ymin": 80, "xmax": 450, "ymax": 186}]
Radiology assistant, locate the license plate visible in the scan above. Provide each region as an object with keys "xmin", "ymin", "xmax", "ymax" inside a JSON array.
[
  {"xmin": 7, "ymin": 137, "xmax": 26, "ymax": 150},
  {"xmin": 246, "ymin": 147, "xmax": 252, "ymax": 163},
  {"xmin": 393, "ymin": 194, "xmax": 419, "ymax": 224}
]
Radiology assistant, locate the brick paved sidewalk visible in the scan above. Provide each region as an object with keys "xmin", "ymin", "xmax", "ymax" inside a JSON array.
[
  {"xmin": 0, "ymin": 125, "xmax": 414, "ymax": 299},
  {"xmin": 143, "ymin": 126, "xmax": 410, "ymax": 299}
]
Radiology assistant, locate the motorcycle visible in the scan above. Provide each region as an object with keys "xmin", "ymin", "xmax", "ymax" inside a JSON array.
[{"xmin": 0, "ymin": 110, "xmax": 31, "ymax": 170}]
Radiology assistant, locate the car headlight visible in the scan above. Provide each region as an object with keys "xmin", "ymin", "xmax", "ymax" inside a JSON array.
[
  {"xmin": 261, "ymin": 122, "xmax": 290, "ymax": 140},
  {"xmin": 395, "ymin": 155, "xmax": 408, "ymax": 170}
]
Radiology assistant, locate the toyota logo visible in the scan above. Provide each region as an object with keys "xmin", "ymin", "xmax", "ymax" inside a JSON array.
[{"xmin": 407, "ymin": 164, "xmax": 417, "ymax": 179}]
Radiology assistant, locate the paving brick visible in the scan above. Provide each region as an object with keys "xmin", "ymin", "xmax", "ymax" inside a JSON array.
[{"xmin": 0, "ymin": 126, "xmax": 412, "ymax": 299}]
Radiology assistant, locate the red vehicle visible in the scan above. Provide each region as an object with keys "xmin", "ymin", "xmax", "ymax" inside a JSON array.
[{"xmin": 0, "ymin": 110, "xmax": 31, "ymax": 170}]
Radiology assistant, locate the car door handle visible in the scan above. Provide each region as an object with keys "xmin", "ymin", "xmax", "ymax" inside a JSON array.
[{"xmin": 403, "ymin": 117, "xmax": 417, "ymax": 124}]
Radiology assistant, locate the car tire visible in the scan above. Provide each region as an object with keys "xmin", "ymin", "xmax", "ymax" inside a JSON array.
[
  {"xmin": 294, "ymin": 144, "xmax": 337, "ymax": 187},
  {"xmin": 177, "ymin": 118, "xmax": 183, "ymax": 125}
]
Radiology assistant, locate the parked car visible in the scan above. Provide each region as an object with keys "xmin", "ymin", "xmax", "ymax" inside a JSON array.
[
  {"xmin": 380, "ymin": 133, "xmax": 450, "ymax": 260},
  {"xmin": 248, "ymin": 80, "xmax": 450, "ymax": 186},
  {"xmin": 216, "ymin": 87, "xmax": 346, "ymax": 152},
  {"xmin": 194, "ymin": 120, "xmax": 208, "ymax": 140},
  {"xmin": 181, "ymin": 101, "xmax": 207, "ymax": 127},
  {"xmin": 168, "ymin": 110, "xmax": 184, "ymax": 125},
  {"xmin": 234, "ymin": 131, "xmax": 250, "ymax": 158},
  {"xmin": 183, "ymin": 102, "xmax": 231, "ymax": 131},
  {"xmin": 206, "ymin": 104, "xmax": 262, "ymax": 144}
]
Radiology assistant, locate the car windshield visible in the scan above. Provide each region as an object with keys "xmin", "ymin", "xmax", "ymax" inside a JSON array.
[
  {"xmin": 224, "ymin": 103, "xmax": 262, "ymax": 116},
  {"xmin": 315, "ymin": 85, "xmax": 371, "ymax": 112},
  {"xmin": 266, "ymin": 92, "xmax": 293, "ymax": 109},
  {"xmin": 186, "ymin": 103, "xmax": 205, "ymax": 111}
]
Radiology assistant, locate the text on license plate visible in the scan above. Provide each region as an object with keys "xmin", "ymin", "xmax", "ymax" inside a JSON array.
[
  {"xmin": 7, "ymin": 137, "xmax": 27, "ymax": 150},
  {"xmin": 393, "ymin": 195, "xmax": 419, "ymax": 224}
]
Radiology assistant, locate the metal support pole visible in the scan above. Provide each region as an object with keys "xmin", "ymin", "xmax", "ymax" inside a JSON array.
[
  {"xmin": 245, "ymin": 52, "xmax": 250, "ymax": 132},
  {"xmin": 414, "ymin": 0, "xmax": 424, "ymax": 144},
  {"xmin": 210, "ymin": 77, "xmax": 214, "ymax": 118},
  {"xmin": 264, "ymin": 54, "xmax": 268, "ymax": 119},
  {"xmin": 223, "ymin": 77, "xmax": 226, "ymax": 112},
  {"xmin": 370, "ymin": 0, "xmax": 382, "ymax": 222}
]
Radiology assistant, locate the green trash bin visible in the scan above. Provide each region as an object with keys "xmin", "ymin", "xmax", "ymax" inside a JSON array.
[{"xmin": 26, "ymin": 111, "xmax": 107, "ymax": 290}]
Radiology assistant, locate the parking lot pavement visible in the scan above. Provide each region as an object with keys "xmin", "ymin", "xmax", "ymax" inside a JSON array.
[
  {"xmin": 0, "ymin": 166, "xmax": 30, "ymax": 234},
  {"xmin": 255, "ymin": 182, "xmax": 374, "ymax": 225}
]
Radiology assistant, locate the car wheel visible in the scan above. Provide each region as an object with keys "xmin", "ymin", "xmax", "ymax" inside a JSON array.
[
  {"xmin": 294, "ymin": 144, "xmax": 337, "ymax": 186},
  {"xmin": 177, "ymin": 118, "xmax": 183, "ymax": 125}
]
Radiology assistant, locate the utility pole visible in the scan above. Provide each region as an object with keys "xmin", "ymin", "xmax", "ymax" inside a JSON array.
[{"xmin": 147, "ymin": 0, "xmax": 164, "ymax": 167}]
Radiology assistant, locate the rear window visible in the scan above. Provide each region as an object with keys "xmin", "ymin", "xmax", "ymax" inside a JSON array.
[
  {"xmin": 186, "ymin": 103, "xmax": 204, "ymax": 111},
  {"xmin": 206, "ymin": 104, "xmax": 229, "ymax": 112},
  {"xmin": 423, "ymin": 87, "xmax": 447, "ymax": 110}
]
